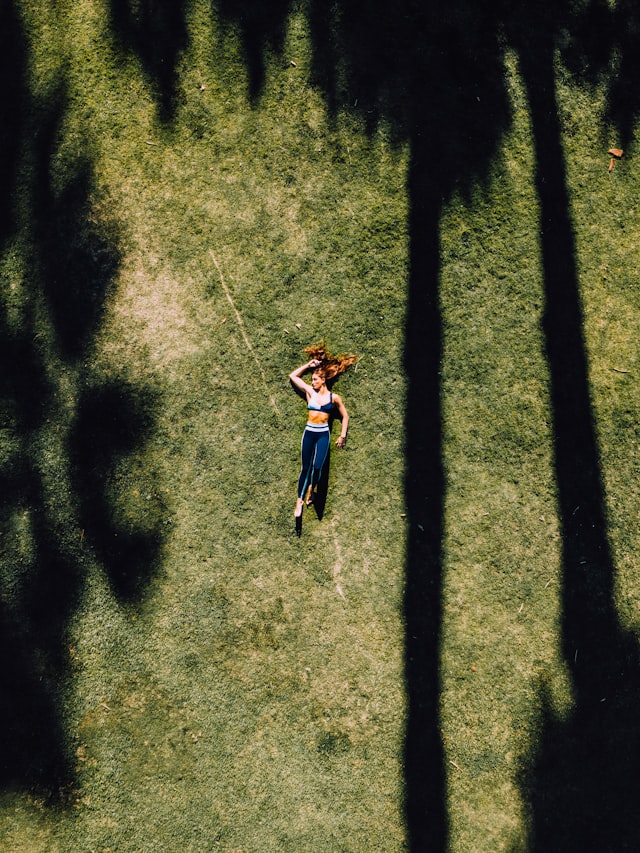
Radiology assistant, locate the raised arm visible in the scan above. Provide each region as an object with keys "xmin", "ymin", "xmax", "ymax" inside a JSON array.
[
  {"xmin": 333, "ymin": 394, "xmax": 349, "ymax": 448},
  {"xmin": 289, "ymin": 360, "xmax": 319, "ymax": 396}
]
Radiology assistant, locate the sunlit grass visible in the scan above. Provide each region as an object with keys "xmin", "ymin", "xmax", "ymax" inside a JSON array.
[{"xmin": 2, "ymin": 2, "xmax": 640, "ymax": 852}]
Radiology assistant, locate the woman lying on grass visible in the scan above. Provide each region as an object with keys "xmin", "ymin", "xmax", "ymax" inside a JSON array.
[{"xmin": 289, "ymin": 343, "xmax": 356, "ymax": 536}]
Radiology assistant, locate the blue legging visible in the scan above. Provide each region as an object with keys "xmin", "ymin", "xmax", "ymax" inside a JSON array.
[{"xmin": 298, "ymin": 426, "xmax": 330, "ymax": 498}]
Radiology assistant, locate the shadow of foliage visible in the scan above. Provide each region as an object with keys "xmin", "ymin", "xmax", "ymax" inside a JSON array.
[
  {"xmin": 0, "ymin": 316, "xmax": 74, "ymax": 791},
  {"xmin": 69, "ymin": 380, "xmax": 165, "ymax": 601},
  {"xmin": 0, "ymin": 0, "xmax": 26, "ymax": 243},
  {"xmin": 29, "ymin": 86, "xmax": 121, "ymax": 362},
  {"xmin": 561, "ymin": 0, "xmax": 615, "ymax": 85},
  {"xmin": 561, "ymin": 0, "xmax": 640, "ymax": 147},
  {"xmin": 109, "ymin": 0, "xmax": 192, "ymax": 121},
  {"xmin": 604, "ymin": 0, "xmax": 640, "ymax": 146},
  {"xmin": 214, "ymin": 0, "xmax": 293, "ymax": 100},
  {"xmin": 1, "ymin": 56, "xmax": 164, "ymax": 793}
]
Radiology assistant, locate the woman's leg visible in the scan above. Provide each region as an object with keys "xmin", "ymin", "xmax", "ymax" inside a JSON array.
[
  {"xmin": 296, "ymin": 429, "xmax": 329, "ymax": 533},
  {"xmin": 309, "ymin": 430, "xmax": 330, "ymax": 492},
  {"xmin": 297, "ymin": 429, "xmax": 317, "ymax": 500},
  {"xmin": 295, "ymin": 429, "xmax": 317, "ymax": 534}
]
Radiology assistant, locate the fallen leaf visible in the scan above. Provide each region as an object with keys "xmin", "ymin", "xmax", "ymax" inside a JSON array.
[
  {"xmin": 608, "ymin": 147, "xmax": 623, "ymax": 158},
  {"xmin": 609, "ymin": 158, "xmax": 615, "ymax": 173}
]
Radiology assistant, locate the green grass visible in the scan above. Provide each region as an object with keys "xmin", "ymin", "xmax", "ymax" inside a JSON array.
[{"xmin": 2, "ymin": 1, "xmax": 640, "ymax": 851}]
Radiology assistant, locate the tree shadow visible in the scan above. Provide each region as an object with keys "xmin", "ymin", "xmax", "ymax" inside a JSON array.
[
  {"xmin": 0, "ymin": 315, "xmax": 73, "ymax": 791},
  {"xmin": 510, "ymin": 5, "xmax": 640, "ymax": 849},
  {"xmin": 108, "ymin": 0, "xmax": 192, "ymax": 122},
  {"xmin": 561, "ymin": 0, "xmax": 640, "ymax": 148},
  {"xmin": 93, "ymin": 0, "xmax": 640, "ymax": 846},
  {"xmin": 0, "ymin": 0, "xmax": 26, "ymax": 244},
  {"xmin": 69, "ymin": 379, "xmax": 165, "ymax": 602},
  {"xmin": 301, "ymin": 4, "xmax": 510, "ymax": 848},
  {"xmin": 211, "ymin": 1, "xmax": 509, "ymax": 846},
  {"xmin": 306, "ymin": 5, "xmax": 640, "ymax": 846},
  {"xmin": 213, "ymin": 0, "xmax": 294, "ymax": 101},
  {"xmin": 201, "ymin": 1, "xmax": 510, "ymax": 847},
  {"xmin": 605, "ymin": 0, "xmax": 640, "ymax": 147},
  {"xmin": 0, "ymin": 0, "xmax": 71, "ymax": 793},
  {"xmin": 0, "ymin": 56, "xmax": 165, "ymax": 792},
  {"xmin": 30, "ymin": 86, "xmax": 120, "ymax": 363}
]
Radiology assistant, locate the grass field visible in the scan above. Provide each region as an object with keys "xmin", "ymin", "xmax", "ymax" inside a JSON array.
[{"xmin": 1, "ymin": 1, "xmax": 640, "ymax": 851}]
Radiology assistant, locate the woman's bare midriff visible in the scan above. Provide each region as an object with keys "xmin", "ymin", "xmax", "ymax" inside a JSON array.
[{"xmin": 307, "ymin": 412, "xmax": 330, "ymax": 426}]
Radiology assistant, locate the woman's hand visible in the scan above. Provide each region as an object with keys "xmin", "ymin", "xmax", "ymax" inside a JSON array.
[
  {"xmin": 308, "ymin": 359, "xmax": 322, "ymax": 369},
  {"xmin": 333, "ymin": 394, "xmax": 349, "ymax": 449}
]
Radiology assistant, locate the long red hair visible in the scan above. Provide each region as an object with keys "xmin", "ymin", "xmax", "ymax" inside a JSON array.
[{"xmin": 304, "ymin": 342, "xmax": 357, "ymax": 381}]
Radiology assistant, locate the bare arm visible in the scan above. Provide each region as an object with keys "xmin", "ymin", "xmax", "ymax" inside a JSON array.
[
  {"xmin": 289, "ymin": 360, "xmax": 319, "ymax": 397},
  {"xmin": 333, "ymin": 394, "xmax": 349, "ymax": 448}
]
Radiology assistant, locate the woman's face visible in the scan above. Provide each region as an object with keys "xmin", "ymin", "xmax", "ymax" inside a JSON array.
[{"xmin": 311, "ymin": 370, "xmax": 326, "ymax": 390}]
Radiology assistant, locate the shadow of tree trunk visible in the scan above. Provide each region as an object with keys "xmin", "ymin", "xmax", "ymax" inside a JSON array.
[
  {"xmin": 515, "ymin": 20, "xmax": 640, "ymax": 850},
  {"xmin": 402, "ymin": 125, "xmax": 448, "ymax": 852}
]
